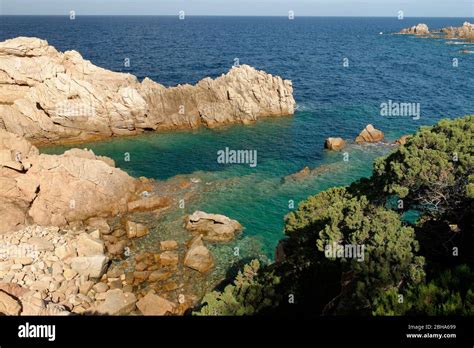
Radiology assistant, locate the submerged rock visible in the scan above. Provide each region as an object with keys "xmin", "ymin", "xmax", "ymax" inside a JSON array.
[
  {"xmin": 282, "ymin": 163, "xmax": 343, "ymax": 183},
  {"xmin": 125, "ymin": 221, "xmax": 149, "ymax": 239},
  {"xmin": 160, "ymin": 240, "xmax": 178, "ymax": 251},
  {"xmin": 185, "ymin": 211, "xmax": 242, "ymax": 242},
  {"xmin": 355, "ymin": 124, "xmax": 384, "ymax": 143},
  {"xmin": 394, "ymin": 135, "xmax": 411, "ymax": 145},
  {"xmin": 0, "ymin": 37, "xmax": 295, "ymax": 145},
  {"xmin": 127, "ymin": 196, "xmax": 171, "ymax": 212}
]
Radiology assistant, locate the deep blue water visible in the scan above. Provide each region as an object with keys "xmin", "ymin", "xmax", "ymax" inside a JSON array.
[{"xmin": 1, "ymin": 16, "xmax": 473, "ymax": 257}]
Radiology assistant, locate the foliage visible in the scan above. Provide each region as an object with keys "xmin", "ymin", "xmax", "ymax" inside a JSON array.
[
  {"xmin": 195, "ymin": 260, "xmax": 280, "ymax": 316},
  {"xmin": 373, "ymin": 265, "xmax": 474, "ymax": 316},
  {"xmin": 372, "ymin": 116, "xmax": 473, "ymax": 223},
  {"xmin": 285, "ymin": 187, "xmax": 425, "ymax": 314}
]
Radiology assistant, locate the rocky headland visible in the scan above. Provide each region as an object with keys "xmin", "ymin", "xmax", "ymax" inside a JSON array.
[
  {"xmin": 398, "ymin": 22, "xmax": 474, "ymax": 41},
  {"xmin": 0, "ymin": 37, "xmax": 295, "ymax": 145}
]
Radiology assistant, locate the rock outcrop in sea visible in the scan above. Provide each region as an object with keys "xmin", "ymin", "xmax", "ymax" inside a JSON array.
[
  {"xmin": 398, "ymin": 23, "xmax": 430, "ymax": 35},
  {"xmin": 441, "ymin": 22, "xmax": 474, "ymax": 39},
  {"xmin": 398, "ymin": 22, "xmax": 474, "ymax": 40},
  {"xmin": 185, "ymin": 211, "xmax": 242, "ymax": 242},
  {"xmin": 355, "ymin": 124, "xmax": 384, "ymax": 143},
  {"xmin": 0, "ymin": 37, "xmax": 295, "ymax": 145},
  {"xmin": 325, "ymin": 137, "xmax": 346, "ymax": 151}
]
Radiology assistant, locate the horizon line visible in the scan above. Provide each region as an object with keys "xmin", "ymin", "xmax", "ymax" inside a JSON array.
[{"xmin": 0, "ymin": 14, "xmax": 473, "ymax": 18}]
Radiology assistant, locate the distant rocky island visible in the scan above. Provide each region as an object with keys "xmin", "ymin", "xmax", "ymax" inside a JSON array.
[{"xmin": 398, "ymin": 21, "xmax": 474, "ymax": 40}]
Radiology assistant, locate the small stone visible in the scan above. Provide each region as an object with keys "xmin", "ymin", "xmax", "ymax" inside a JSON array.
[
  {"xmin": 160, "ymin": 240, "xmax": 178, "ymax": 251},
  {"xmin": 148, "ymin": 270, "xmax": 173, "ymax": 282},
  {"xmin": 161, "ymin": 281, "xmax": 179, "ymax": 292},
  {"xmin": 92, "ymin": 282, "xmax": 109, "ymax": 293},
  {"xmin": 112, "ymin": 229, "xmax": 126, "ymax": 238},
  {"xmin": 86, "ymin": 217, "xmax": 111, "ymax": 235},
  {"xmin": 63, "ymin": 268, "xmax": 78, "ymax": 280},
  {"xmin": 136, "ymin": 292, "xmax": 176, "ymax": 316},
  {"xmin": 95, "ymin": 289, "xmax": 137, "ymax": 315},
  {"xmin": 14, "ymin": 257, "xmax": 34, "ymax": 265},
  {"xmin": 122, "ymin": 284, "xmax": 133, "ymax": 293},
  {"xmin": 159, "ymin": 251, "xmax": 179, "ymax": 267},
  {"xmin": 27, "ymin": 237, "xmax": 54, "ymax": 251},
  {"xmin": 79, "ymin": 280, "xmax": 95, "ymax": 295},
  {"xmin": 125, "ymin": 221, "xmax": 149, "ymax": 239},
  {"xmin": 133, "ymin": 271, "xmax": 151, "ymax": 283},
  {"xmin": 55, "ymin": 244, "xmax": 77, "ymax": 260},
  {"xmin": 0, "ymin": 260, "xmax": 13, "ymax": 271},
  {"xmin": 135, "ymin": 262, "xmax": 148, "ymax": 272},
  {"xmin": 51, "ymin": 262, "xmax": 63, "ymax": 277},
  {"xmin": 10, "ymin": 264, "xmax": 23, "ymax": 271},
  {"xmin": 109, "ymin": 280, "xmax": 122, "ymax": 290}
]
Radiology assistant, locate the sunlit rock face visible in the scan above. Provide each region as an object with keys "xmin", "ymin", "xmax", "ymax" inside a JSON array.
[{"xmin": 0, "ymin": 37, "xmax": 295, "ymax": 145}]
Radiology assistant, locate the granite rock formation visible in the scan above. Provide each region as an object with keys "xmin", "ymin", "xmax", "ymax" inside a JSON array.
[
  {"xmin": 399, "ymin": 23, "xmax": 430, "ymax": 35},
  {"xmin": 0, "ymin": 37, "xmax": 295, "ymax": 145},
  {"xmin": 0, "ymin": 128, "xmax": 136, "ymax": 233}
]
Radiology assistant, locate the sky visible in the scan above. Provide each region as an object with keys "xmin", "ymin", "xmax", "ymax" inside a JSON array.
[{"xmin": 0, "ymin": 0, "xmax": 473, "ymax": 17}]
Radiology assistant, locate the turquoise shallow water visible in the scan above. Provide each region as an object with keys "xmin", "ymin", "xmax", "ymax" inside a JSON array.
[
  {"xmin": 42, "ymin": 115, "xmax": 396, "ymax": 258},
  {"xmin": 7, "ymin": 16, "xmax": 471, "ymax": 258}
]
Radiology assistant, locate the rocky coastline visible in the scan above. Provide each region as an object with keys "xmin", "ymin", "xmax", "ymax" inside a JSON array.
[
  {"xmin": 0, "ymin": 36, "xmax": 296, "ymax": 315},
  {"xmin": 0, "ymin": 37, "xmax": 295, "ymax": 146}
]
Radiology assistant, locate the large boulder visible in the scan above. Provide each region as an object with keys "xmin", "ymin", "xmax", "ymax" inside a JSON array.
[
  {"xmin": 27, "ymin": 152, "xmax": 136, "ymax": 226},
  {"xmin": 95, "ymin": 289, "xmax": 137, "ymax": 315},
  {"xmin": 0, "ymin": 129, "xmax": 136, "ymax": 233},
  {"xmin": 184, "ymin": 236, "xmax": 214, "ymax": 273},
  {"xmin": 0, "ymin": 37, "xmax": 295, "ymax": 145},
  {"xmin": 355, "ymin": 124, "xmax": 384, "ymax": 143},
  {"xmin": 136, "ymin": 292, "xmax": 176, "ymax": 316},
  {"xmin": 324, "ymin": 137, "xmax": 346, "ymax": 151},
  {"xmin": 185, "ymin": 211, "xmax": 242, "ymax": 242},
  {"xmin": 70, "ymin": 255, "xmax": 109, "ymax": 279}
]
